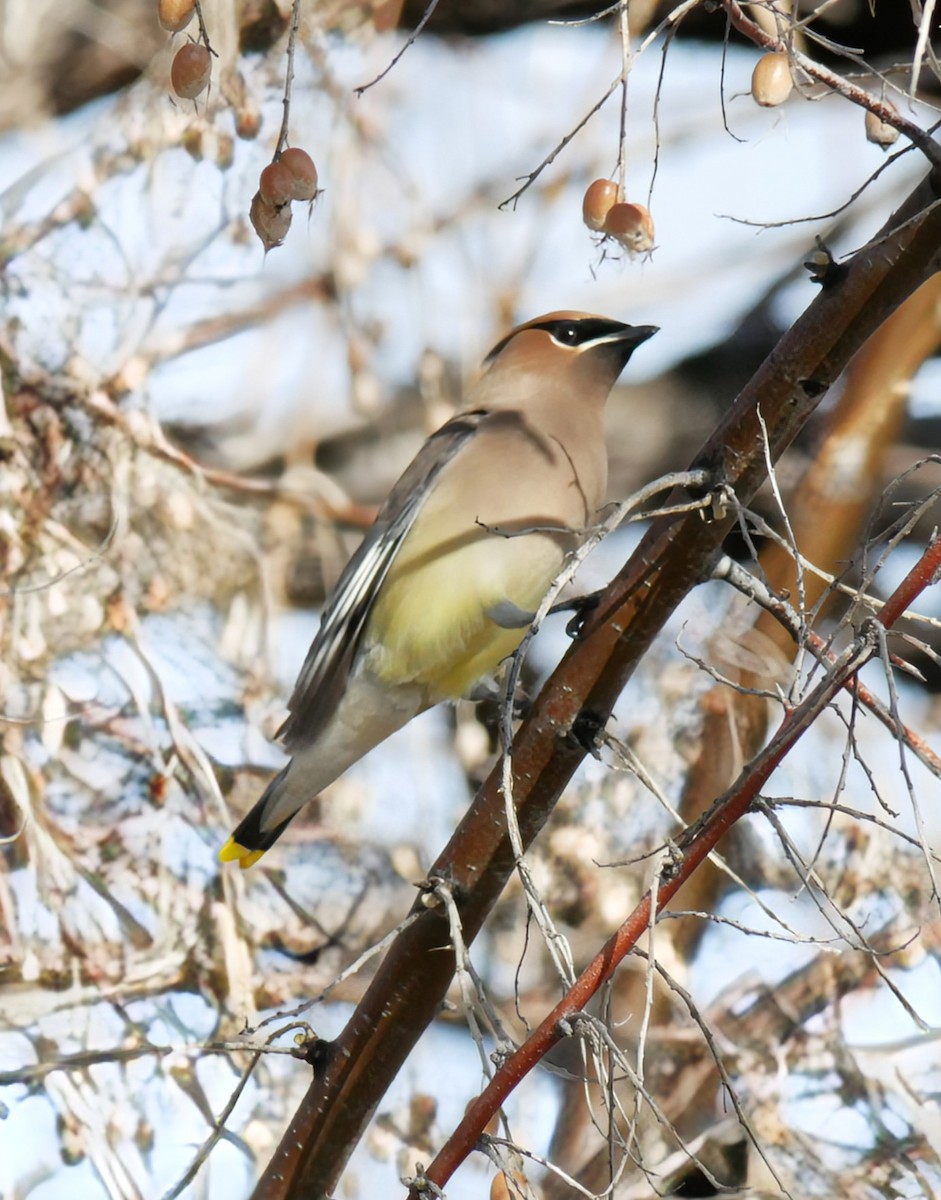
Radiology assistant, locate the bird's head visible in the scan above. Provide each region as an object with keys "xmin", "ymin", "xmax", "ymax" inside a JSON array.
[{"xmin": 481, "ymin": 311, "xmax": 658, "ymax": 403}]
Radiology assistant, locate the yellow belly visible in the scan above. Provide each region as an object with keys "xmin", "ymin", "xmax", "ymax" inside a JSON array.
[
  {"xmin": 365, "ymin": 530, "xmax": 564, "ymax": 701},
  {"xmin": 363, "ymin": 407, "xmax": 601, "ymax": 701}
]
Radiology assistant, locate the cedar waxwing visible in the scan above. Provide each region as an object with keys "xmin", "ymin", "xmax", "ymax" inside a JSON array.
[{"xmin": 220, "ymin": 312, "xmax": 657, "ymax": 868}]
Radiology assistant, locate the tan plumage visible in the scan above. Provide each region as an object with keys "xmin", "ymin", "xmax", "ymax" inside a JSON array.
[{"xmin": 220, "ymin": 312, "xmax": 657, "ymax": 867}]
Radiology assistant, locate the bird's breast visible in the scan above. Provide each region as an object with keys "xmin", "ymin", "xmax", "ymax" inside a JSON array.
[{"xmin": 363, "ymin": 420, "xmax": 602, "ymax": 700}]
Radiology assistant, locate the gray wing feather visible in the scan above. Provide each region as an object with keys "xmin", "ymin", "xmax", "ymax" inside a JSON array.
[{"xmin": 276, "ymin": 410, "xmax": 491, "ymax": 750}]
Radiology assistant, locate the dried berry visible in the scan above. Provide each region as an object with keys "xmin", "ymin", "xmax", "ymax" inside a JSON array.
[
  {"xmin": 250, "ymin": 191, "xmax": 292, "ymax": 251},
  {"xmin": 582, "ymin": 178, "xmax": 620, "ymax": 232},
  {"xmin": 865, "ymin": 104, "xmax": 900, "ymax": 147},
  {"xmin": 181, "ymin": 126, "xmax": 203, "ymax": 160},
  {"xmin": 279, "ymin": 147, "xmax": 319, "ymax": 201},
  {"xmin": 235, "ymin": 106, "xmax": 261, "ymax": 140},
  {"xmin": 171, "ymin": 42, "xmax": 211, "ymax": 100},
  {"xmin": 259, "ymin": 161, "xmax": 294, "ymax": 208},
  {"xmin": 751, "ymin": 52, "xmax": 793, "ymax": 107},
  {"xmin": 603, "ymin": 201, "xmax": 655, "ymax": 255},
  {"xmin": 158, "ymin": 0, "xmax": 195, "ymax": 33}
]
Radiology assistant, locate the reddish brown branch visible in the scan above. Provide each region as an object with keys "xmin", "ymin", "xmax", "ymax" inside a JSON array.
[{"xmin": 880, "ymin": 535, "xmax": 941, "ymax": 626}]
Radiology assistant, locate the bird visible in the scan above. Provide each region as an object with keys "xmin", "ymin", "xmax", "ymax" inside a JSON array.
[{"xmin": 219, "ymin": 312, "xmax": 658, "ymax": 868}]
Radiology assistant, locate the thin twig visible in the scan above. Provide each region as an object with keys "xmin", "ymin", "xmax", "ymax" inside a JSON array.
[
  {"xmin": 161, "ymin": 1051, "xmax": 263, "ymax": 1200},
  {"xmin": 355, "ymin": 0, "xmax": 442, "ymax": 95},
  {"xmin": 713, "ymin": 554, "xmax": 941, "ymax": 781},
  {"xmin": 273, "ymin": 0, "xmax": 303, "ymax": 156}
]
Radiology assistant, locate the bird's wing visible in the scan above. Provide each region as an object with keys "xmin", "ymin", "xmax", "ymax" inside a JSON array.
[{"xmin": 277, "ymin": 409, "xmax": 499, "ymax": 750}]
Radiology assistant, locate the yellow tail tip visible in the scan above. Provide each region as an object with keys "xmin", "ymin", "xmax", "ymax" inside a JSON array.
[{"xmin": 218, "ymin": 838, "xmax": 266, "ymax": 869}]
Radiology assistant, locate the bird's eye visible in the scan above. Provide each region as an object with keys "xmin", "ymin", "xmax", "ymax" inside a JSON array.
[{"xmin": 556, "ymin": 324, "xmax": 579, "ymax": 345}]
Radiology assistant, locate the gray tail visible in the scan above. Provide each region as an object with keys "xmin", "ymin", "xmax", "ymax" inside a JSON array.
[{"xmin": 226, "ymin": 766, "xmax": 298, "ymax": 857}]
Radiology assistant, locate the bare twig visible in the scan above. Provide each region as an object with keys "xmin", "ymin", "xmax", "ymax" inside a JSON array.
[
  {"xmin": 274, "ymin": 0, "xmax": 303, "ymax": 157},
  {"xmin": 355, "ymin": 0, "xmax": 442, "ymax": 95},
  {"xmin": 713, "ymin": 554, "xmax": 941, "ymax": 781}
]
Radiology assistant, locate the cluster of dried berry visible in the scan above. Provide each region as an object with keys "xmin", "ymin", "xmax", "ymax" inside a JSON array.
[
  {"xmin": 157, "ymin": 1, "xmax": 321, "ymax": 252},
  {"xmin": 582, "ymin": 180, "xmax": 655, "ymax": 256},
  {"xmin": 250, "ymin": 149, "xmax": 320, "ymax": 251}
]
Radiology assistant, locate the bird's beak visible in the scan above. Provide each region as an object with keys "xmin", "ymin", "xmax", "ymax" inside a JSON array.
[
  {"xmin": 589, "ymin": 322, "xmax": 659, "ymax": 368},
  {"xmin": 607, "ymin": 324, "xmax": 659, "ymax": 348}
]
